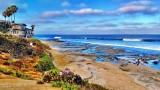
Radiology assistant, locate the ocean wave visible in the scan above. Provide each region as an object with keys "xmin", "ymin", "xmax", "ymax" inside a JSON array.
[
  {"xmin": 82, "ymin": 41, "xmax": 160, "ymax": 51},
  {"xmin": 123, "ymin": 38, "xmax": 142, "ymax": 42},
  {"xmin": 54, "ymin": 36, "xmax": 61, "ymax": 39}
]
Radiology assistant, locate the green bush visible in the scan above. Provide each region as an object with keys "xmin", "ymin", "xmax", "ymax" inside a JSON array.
[
  {"xmin": 12, "ymin": 70, "xmax": 23, "ymax": 77},
  {"xmin": 51, "ymin": 81, "xmax": 80, "ymax": 90},
  {"xmin": 11, "ymin": 70, "xmax": 32, "ymax": 80},
  {"xmin": 0, "ymin": 27, "xmax": 7, "ymax": 33},
  {"xmin": 0, "ymin": 67, "xmax": 12, "ymax": 75},
  {"xmin": 42, "ymin": 68, "xmax": 61, "ymax": 82},
  {"xmin": 34, "ymin": 54, "xmax": 55, "ymax": 72},
  {"xmin": 88, "ymin": 83, "xmax": 107, "ymax": 90}
]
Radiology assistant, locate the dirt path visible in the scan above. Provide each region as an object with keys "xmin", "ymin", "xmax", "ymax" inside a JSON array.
[{"xmin": 0, "ymin": 73, "xmax": 61, "ymax": 90}]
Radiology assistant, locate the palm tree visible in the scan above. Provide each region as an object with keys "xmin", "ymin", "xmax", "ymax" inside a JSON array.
[
  {"xmin": 5, "ymin": 9, "xmax": 11, "ymax": 21},
  {"xmin": 31, "ymin": 25, "xmax": 35, "ymax": 30},
  {"xmin": 5, "ymin": 9, "xmax": 12, "ymax": 28},
  {"xmin": 2, "ymin": 11, "xmax": 7, "ymax": 29},
  {"xmin": 8, "ymin": 6, "xmax": 14, "ymax": 22},
  {"xmin": 11, "ymin": 5, "xmax": 18, "ymax": 22},
  {"xmin": 2, "ymin": 11, "xmax": 7, "ymax": 21}
]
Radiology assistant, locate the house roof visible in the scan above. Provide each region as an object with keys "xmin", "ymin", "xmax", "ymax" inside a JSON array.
[
  {"xmin": 26, "ymin": 28, "xmax": 31, "ymax": 30},
  {"xmin": 14, "ymin": 23, "xmax": 27, "ymax": 26},
  {"xmin": 12, "ymin": 28, "xmax": 32, "ymax": 31},
  {"xmin": 0, "ymin": 20, "xmax": 6, "ymax": 23}
]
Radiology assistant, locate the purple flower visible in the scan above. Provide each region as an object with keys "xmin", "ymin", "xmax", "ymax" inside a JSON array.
[{"xmin": 65, "ymin": 68, "xmax": 70, "ymax": 71}]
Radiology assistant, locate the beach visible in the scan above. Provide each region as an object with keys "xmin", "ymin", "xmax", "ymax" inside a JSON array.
[
  {"xmin": 1, "ymin": 1, "xmax": 160, "ymax": 90},
  {"xmin": 42, "ymin": 40, "xmax": 160, "ymax": 90}
]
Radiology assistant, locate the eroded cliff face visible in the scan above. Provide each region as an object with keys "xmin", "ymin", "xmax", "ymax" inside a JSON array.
[
  {"xmin": 0, "ymin": 33, "xmax": 52, "ymax": 79},
  {"xmin": 0, "ymin": 33, "xmax": 50, "ymax": 58}
]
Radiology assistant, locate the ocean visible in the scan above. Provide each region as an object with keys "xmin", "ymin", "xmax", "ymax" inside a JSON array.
[{"xmin": 35, "ymin": 34, "xmax": 160, "ymax": 70}]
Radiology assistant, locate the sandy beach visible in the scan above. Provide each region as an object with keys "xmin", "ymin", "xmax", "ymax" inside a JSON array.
[{"xmin": 43, "ymin": 40, "xmax": 160, "ymax": 90}]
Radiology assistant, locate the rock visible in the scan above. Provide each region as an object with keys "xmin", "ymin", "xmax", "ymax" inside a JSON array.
[
  {"xmin": 150, "ymin": 77, "xmax": 160, "ymax": 82},
  {"xmin": 153, "ymin": 61, "xmax": 159, "ymax": 65},
  {"xmin": 119, "ymin": 66, "xmax": 130, "ymax": 72}
]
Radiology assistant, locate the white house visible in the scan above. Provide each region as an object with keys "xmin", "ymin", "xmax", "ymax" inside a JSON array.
[{"xmin": 7, "ymin": 23, "xmax": 34, "ymax": 38}]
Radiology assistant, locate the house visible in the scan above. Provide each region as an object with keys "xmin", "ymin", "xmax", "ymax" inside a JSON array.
[
  {"xmin": 0, "ymin": 20, "xmax": 7, "ymax": 27},
  {"xmin": 0, "ymin": 20, "xmax": 6, "ymax": 23},
  {"xmin": 7, "ymin": 23, "xmax": 34, "ymax": 38}
]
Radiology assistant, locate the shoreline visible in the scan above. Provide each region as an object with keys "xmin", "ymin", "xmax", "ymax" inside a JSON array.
[{"xmin": 42, "ymin": 40, "xmax": 160, "ymax": 90}]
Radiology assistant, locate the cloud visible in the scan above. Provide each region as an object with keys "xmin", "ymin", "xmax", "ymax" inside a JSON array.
[
  {"xmin": 96, "ymin": 18, "xmax": 119, "ymax": 23},
  {"xmin": 148, "ymin": 22, "xmax": 160, "ymax": 27},
  {"xmin": 87, "ymin": 23, "xmax": 117, "ymax": 28},
  {"xmin": 26, "ymin": 20, "xmax": 55, "ymax": 24},
  {"xmin": 118, "ymin": 5, "xmax": 159, "ymax": 15},
  {"xmin": 39, "ymin": 11, "xmax": 66, "ymax": 18},
  {"xmin": 121, "ymin": 22, "xmax": 143, "ymax": 26},
  {"xmin": 68, "ymin": 20, "xmax": 91, "ymax": 24},
  {"xmin": 117, "ymin": 0, "xmax": 159, "ymax": 15},
  {"xmin": 38, "ymin": 1, "xmax": 160, "ymax": 19},
  {"xmin": 38, "ymin": 8, "xmax": 107, "ymax": 18},
  {"xmin": 67, "ymin": 8, "xmax": 104, "ymax": 15},
  {"xmin": 61, "ymin": 1, "xmax": 71, "ymax": 7},
  {"xmin": 126, "ymin": 0, "xmax": 153, "ymax": 6}
]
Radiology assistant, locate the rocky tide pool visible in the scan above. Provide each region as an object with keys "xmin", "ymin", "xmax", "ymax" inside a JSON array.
[{"xmin": 35, "ymin": 34, "xmax": 160, "ymax": 70}]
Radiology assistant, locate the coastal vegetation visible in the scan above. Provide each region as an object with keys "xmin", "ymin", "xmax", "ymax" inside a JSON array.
[
  {"xmin": 41, "ymin": 67, "xmax": 107, "ymax": 90},
  {"xmin": 0, "ymin": 33, "xmax": 50, "ymax": 79}
]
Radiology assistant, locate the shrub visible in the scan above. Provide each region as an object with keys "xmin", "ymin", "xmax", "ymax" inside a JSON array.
[
  {"xmin": 44, "ymin": 68, "xmax": 108, "ymax": 90},
  {"xmin": 42, "ymin": 68, "xmax": 61, "ymax": 82},
  {"xmin": 12, "ymin": 70, "xmax": 23, "ymax": 77},
  {"xmin": 37, "ymin": 79, "xmax": 44, "ymax": 84},
  {"xmin": 0, "ymin": 67, "xmax": 12, "ymax": 75},
  {"xmin": 3, "ymin": 60, "xmax": 12, "ymax": 66},
  {"xmin": 87, "ymin": 83, "xmax": 108, "ymax": 90},
  {"xmin": 51, "ymin": 81, "xmax": 80, "ymax": 90},
  {"xmin": 12, "ymin": 61, "xmax": 24, "ymax": 70},
  {"xmin": 0, "ymin": 67, "xmax": 4, "ymax": 72},
  {"xmin": 43, "ymin": 68, "xmax": 85, "ymax": 86},
  {"xmin": 34, "ymin": 54, "xmax": 55, "ymax": 72}
]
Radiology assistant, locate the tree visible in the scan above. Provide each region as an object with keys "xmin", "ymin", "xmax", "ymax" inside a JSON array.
[
  {"xmin": 5, "ymin": 9, "xmax": 12, "ymax": 22},
  {"xmin": 2, "ymin": 11, "xmax": 7, "ymax": 29},
  {"xmin": 31, "ymin": 25, "xmax": 35, "ymax": 30},
  {"xmin": 1, "ymin": 5, "xmax": 18, "ymax": 31},
  {"xmin": 11, "ymin": 5, "xmax": 18, "ymax": 22},
  {"xmin": 2, "ymin": 11, "xmax": 7, "ymax": 21},
  {"xmin": 8, "ymin": 6, "xmax": 14, "ymax": 22}
]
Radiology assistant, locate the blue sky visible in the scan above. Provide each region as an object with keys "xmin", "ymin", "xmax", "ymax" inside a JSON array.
[{"xmin": 0, "ymin": 0, "xmax": 160, "ymax": 34}]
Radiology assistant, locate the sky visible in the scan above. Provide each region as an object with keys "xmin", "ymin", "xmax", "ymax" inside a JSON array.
[{"xmin": 0, "ymin": 0, "xmax": 160, "ymax": 34}]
